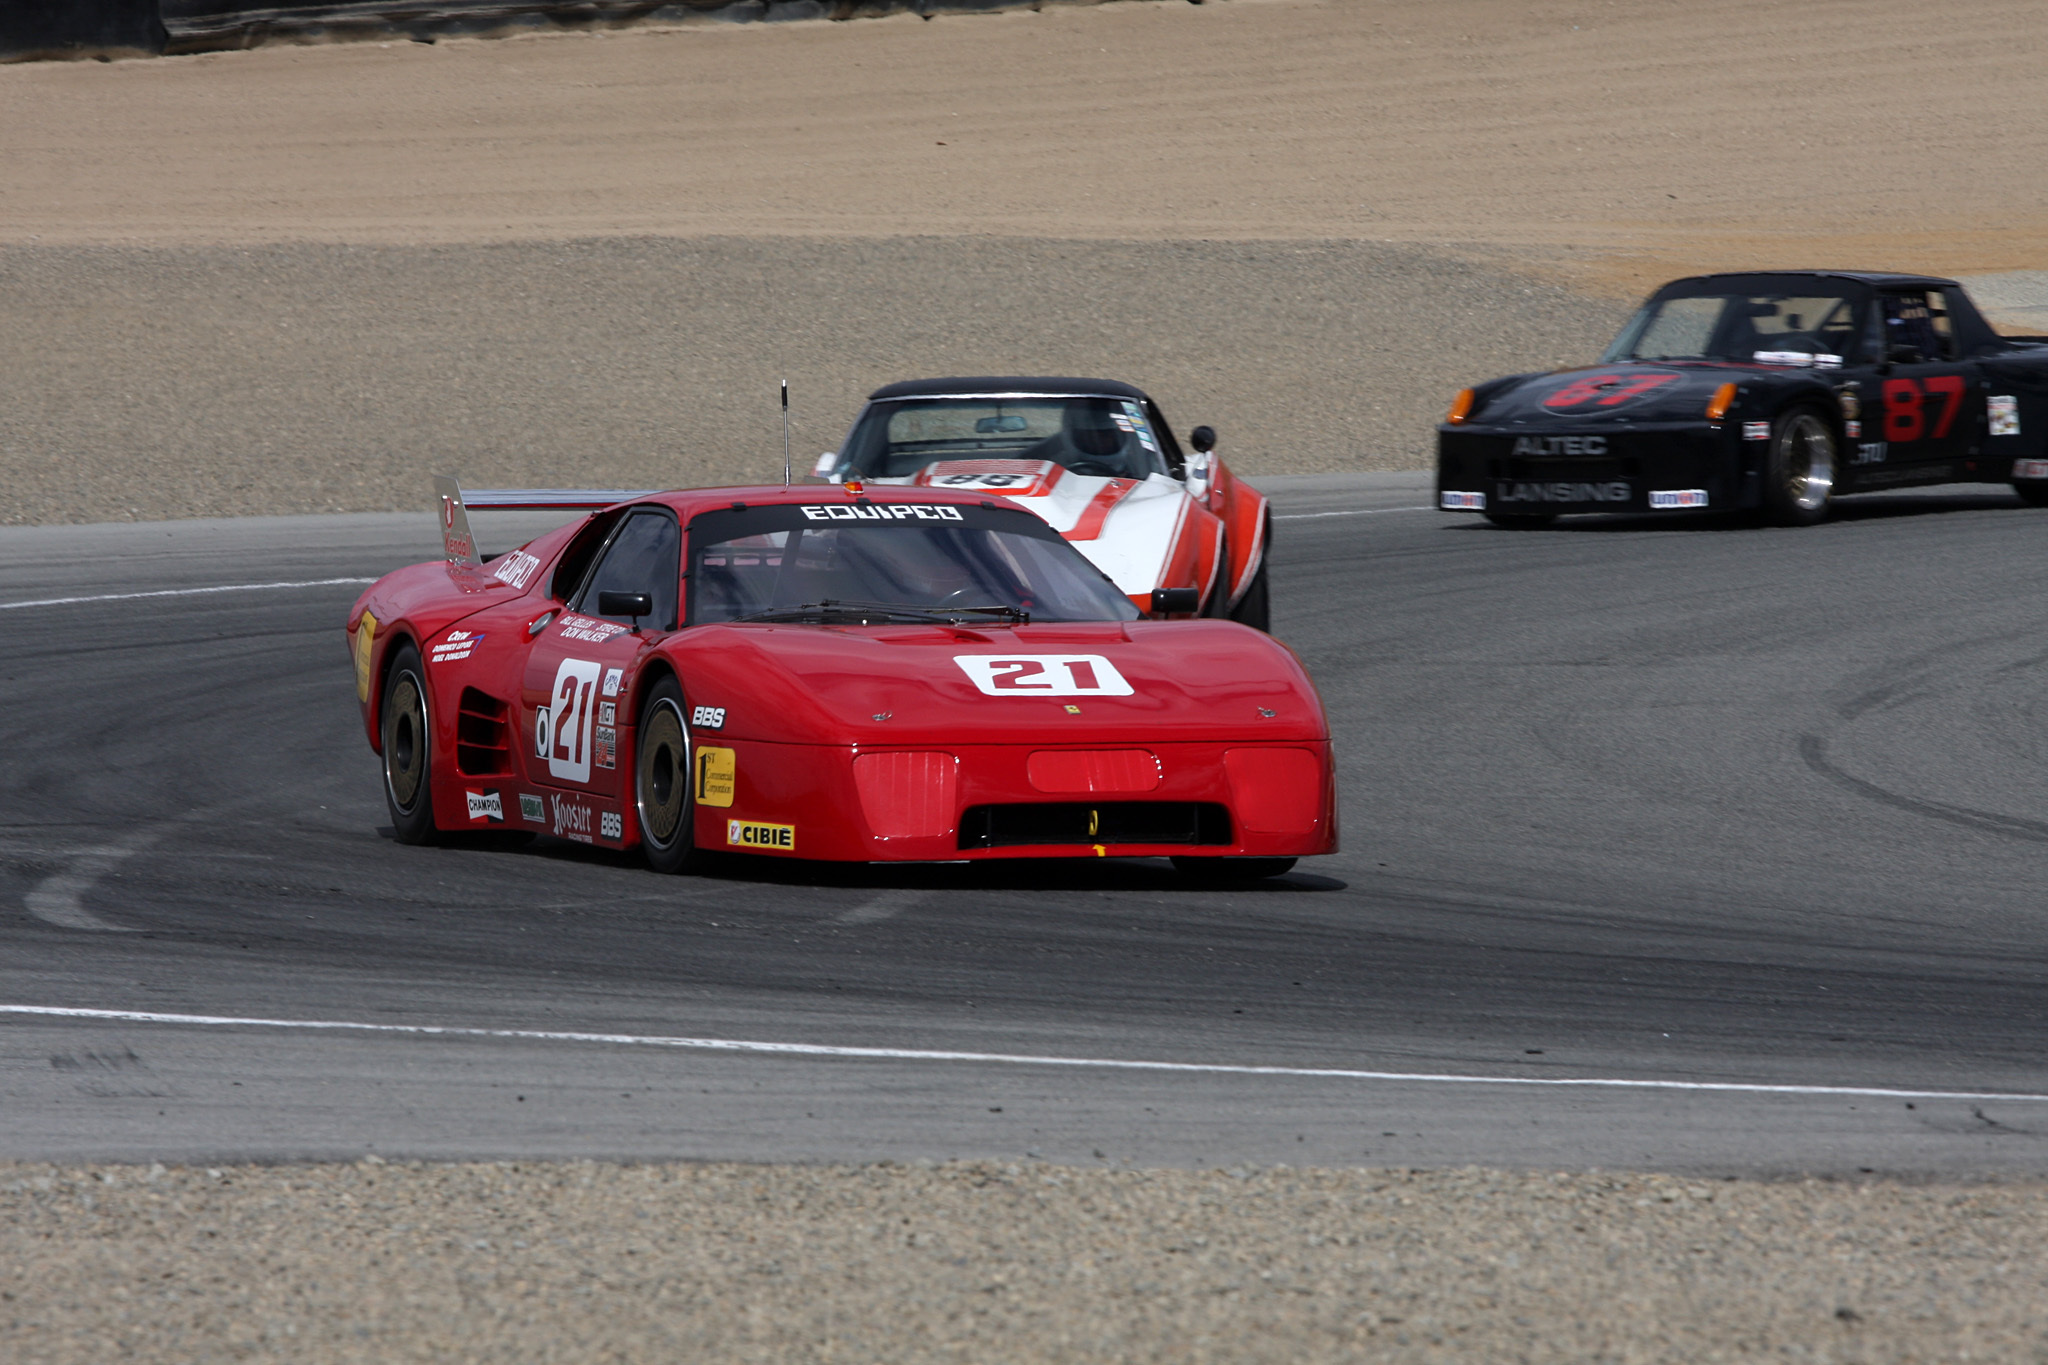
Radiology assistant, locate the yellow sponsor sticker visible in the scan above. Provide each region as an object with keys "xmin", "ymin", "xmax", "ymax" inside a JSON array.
[
  {"xmin": 353, "ymin": 611, "xmax": 377, "ymax": 702},
  {"xmin": 694, "ymin": 745, "xmax": 736, "ymax": 808},
  {"xmin": 727, "ymin": 819, "xmax": 795, "ymax": 852}
]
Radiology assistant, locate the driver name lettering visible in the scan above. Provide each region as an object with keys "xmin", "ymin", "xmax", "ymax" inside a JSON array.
[
  {"xmin": 1510, "ymin": 435, "xmax": 1607, "ymax": 457},
  {"xmin": 800, "ymin": 504, "xmax": 966, "ymax": 522},
  {"xmin": 558, "ymin": 613, "xmax": 628, "ymax": 645},
  {"xmin": 953, "ymin": 654, "xmax": 1136, "ymax": 698}
]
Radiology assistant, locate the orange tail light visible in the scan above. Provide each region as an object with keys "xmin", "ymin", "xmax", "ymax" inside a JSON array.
[
  {"xmin": 1706, "ymin": 382, "xmax": 1738, "ymax": 422},
  {"xmin": 1445, "ymin": 388, "xmax": 1476, "ymax": 425}
]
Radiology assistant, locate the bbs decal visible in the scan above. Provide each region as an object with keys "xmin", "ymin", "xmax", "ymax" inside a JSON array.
[{"xmin": 691, "ymin": 705, "xmax": 726, "ymax": 730}]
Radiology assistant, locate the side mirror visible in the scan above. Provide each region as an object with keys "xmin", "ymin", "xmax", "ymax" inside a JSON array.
[
  {"xmin": 597, "ymin": 591, "xmax": 653, "ymax": 623},
  {"xmin": 810, "ymin": 451, "xmax": 839, "ymax": 480},
  {"xmin": 1150, "ymin": 587, "xmax": 1201, "ymax": 616},
  {"xmin": 1189, "ymin": 425, "xmax": 1217, "ymax": 453}
]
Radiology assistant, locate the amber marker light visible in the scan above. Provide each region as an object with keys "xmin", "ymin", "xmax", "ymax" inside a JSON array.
[
  {"xmin": 1445, "ymin": 388, "xmax": 1476, "ymax": 425},
  {"xmin": 1706, "ymin": 382, "xmax": 1738, "ymax": 421}
]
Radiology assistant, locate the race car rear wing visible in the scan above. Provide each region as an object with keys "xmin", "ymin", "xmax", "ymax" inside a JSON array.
[{"xmin": 432, "ymin": 476, "xmax": 660, "ymax": 567}]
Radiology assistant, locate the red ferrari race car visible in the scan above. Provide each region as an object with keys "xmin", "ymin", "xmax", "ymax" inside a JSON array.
[
  {"xmin": 812, "ymin": 378, "xmax": 1274, "ymax": 630},
  {"xmin": 346, "ymin": 480, "xmax": 1336, "ymax": 880}
]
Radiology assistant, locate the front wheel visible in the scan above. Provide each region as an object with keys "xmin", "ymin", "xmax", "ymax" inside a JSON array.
[
  {"xmin": 381, "ymin": 641, "xmax": 438, "ymax": 845},
  {"xmin": 1170, "ymin": 855, "xmax": 1298, "ymax": 883},
  {"xmin": 2012, "ymin": 480, "xmax": 2048, "ymax": 507},
  {"xmin": 1483, "ymin": 511, "xmax": 1556, "ymax": 530},
  {"xmin": 636, "ymin": 675, "xmax": 710, "ymax": 874},
  {"xmin": 1762, "ymin": 406, "xmax": 1837, "ymax": 526}
]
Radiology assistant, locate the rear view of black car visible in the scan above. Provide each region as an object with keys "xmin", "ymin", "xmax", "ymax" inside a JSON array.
[{"xmin": 1437, "ymin": 271, "xmax": 2048, "ymax": 527}]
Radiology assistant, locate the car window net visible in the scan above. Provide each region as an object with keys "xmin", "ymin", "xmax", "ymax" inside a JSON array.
[
  {"xmin": 687, "ymin": 504, "xmax": 1138, "ymax": 625},
  {"xmin": 842, "ymin": 398, "xmax": 1166, "ymax": 480},
  {"xmin": 578, "ymin": 511, "xmax": 680, "ymax": 628}
]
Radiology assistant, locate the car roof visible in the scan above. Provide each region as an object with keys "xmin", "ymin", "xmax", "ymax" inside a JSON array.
[
  {"xmin": 1660, "ymin": 269, "xmax": 1962, "ymax": 292},
  {"xmin": 864, "ymin": 376, "xmax": 1152, "ymax": 402}
]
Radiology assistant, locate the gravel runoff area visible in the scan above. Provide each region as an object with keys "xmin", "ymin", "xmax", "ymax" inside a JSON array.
[
  {"xmin": 0, "ymin": 236, "xmax": 1623, "ymax": 525},
  {"xmin": 5, "ymin": 1160, "xmax": 2044, "ymax": 1363}
]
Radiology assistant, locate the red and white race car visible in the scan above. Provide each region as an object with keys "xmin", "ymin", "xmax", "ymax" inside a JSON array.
[
  {"xmin": 814, "ymin": 378, "xmax": 1273, "ymax": 630},
  {"xmin": 347, "ymin": 480, "xmax": 1335, "ymax": 879}
]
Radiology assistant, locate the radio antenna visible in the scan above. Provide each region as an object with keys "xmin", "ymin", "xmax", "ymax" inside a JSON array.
[{"xmin": 781, "ymin": 379, "xmax": 791, "ymax": 486}]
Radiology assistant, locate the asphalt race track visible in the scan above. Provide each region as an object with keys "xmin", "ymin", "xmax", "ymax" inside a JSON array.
[{"xmin": 2, "ymin": 475, "xmax": 2046, "ymax": 1175}]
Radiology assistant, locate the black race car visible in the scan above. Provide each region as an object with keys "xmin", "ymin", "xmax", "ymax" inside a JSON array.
[{"xmin": 1436, "ymin": 271, "xmax": 2048, "ymax": 527}]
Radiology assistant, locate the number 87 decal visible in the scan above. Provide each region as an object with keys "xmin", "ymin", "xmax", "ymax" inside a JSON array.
[
  {"xmin": 1882, "ymin": 375, "xmax": 1967, "ymax": 443},
  {"xmin": 953, "ymin": 654, "xmax": 1136, "ymax": 697}
]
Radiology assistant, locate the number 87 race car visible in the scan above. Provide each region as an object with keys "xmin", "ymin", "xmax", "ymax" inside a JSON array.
[{"xmin": 346, "ymin": 479, "xmax": 1336, "ymax": 881}]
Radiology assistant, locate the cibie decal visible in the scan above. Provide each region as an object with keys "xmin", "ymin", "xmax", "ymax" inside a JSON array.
[
  {"xmin": 1541, "ymin": 372, "xmax": 1679, "ymax": 411},
  {"xmin": 518, "ymin": 793, "xmax": 545, "ymax": 824},
  {"xmin": 1742, "ymin": 421, "xmax": 1771, "ymax": 442},
  {"xmin": 2012, "ymin": 459, "xmax": 2048, "ymax": 480},
  {"xmin": 546, "ymin": 657, "xmax": 603, "ymax": 782},
  {"xmin": 1648, "ymin": 489, "xmax": 1709, "ymax": 509},
  {"xmin": 431, "ymin": 629, "xmax": 483, "ymax": 664},
  {"xmin": 492, "ymin": 550, "xmax": 543, "ymax": 590},
  {"xmin": 953, "ymin": 654, "xmax": 1135, "ymax": 697},
  {"xmin": 1440, "ymin": 491, "xmax": 1485, "ymax": 511},
  {"xmin": 694, "ymin": 746, "xmax": 736, "ymax": 807},
  {"xmin": 465, "ymin": 789, "xmax": 504, "ymax": 823},
  {"xmin": 691, "ymin": 705, "xmax": 726, "ymax": 730},
  {"xmin": 799, "ymin": 504, "xmax": 965, "ymax": 522},
  {"xmin": 728, "ymin": 819, "xmax": 795, "ymax": 851},
  {"xmin": 549, "ymin": 793, "xmax": 593, "ymax": 843}
]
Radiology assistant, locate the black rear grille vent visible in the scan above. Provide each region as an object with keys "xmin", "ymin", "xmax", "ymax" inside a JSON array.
[
  {"xmin": 1488, "ymin": 455, "xmax": 1641, "ymax": 481},
  {"xmin": 456, "ymin": 688, "xmax": 511, "ymax": 776},
  {"xmin": 958, "ymin": 802, "xmax": 1231, "ymax": 851}
]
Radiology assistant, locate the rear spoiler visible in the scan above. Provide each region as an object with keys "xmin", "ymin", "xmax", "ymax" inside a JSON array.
[{"xmin": 431, "ymin": 476, "xmax": 660, "ymax": 566}]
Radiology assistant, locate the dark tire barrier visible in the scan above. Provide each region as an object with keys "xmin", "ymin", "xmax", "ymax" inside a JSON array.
[{"xmin": 1, "ymin": 0, "xmax": 168, "ymax": 58}]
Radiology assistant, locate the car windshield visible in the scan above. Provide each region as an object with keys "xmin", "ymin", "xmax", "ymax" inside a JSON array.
[
  {"xmin": 1602, "ymin": 289, "xmax": 1864, "ymax": 363},
  {"xmin": 687, "ymin": 502, "xmax": 1139, "ymax": 626},
  {"xmin": 841, "ymin": 397, "xmax": 1169, "ymax": 480}
]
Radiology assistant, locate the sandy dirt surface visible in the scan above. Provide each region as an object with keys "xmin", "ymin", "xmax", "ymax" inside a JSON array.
[
  {"xmin": 3, "ymin": 0, "xmax": 2048, "ymax": 289},
  {"xmin": 5, "ymin": 1159, "xmax": 2046, "ymax": 1364}
]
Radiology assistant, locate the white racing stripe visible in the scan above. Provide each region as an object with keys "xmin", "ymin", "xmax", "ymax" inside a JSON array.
[
  {"xmin": 3, "ymin": 1004, "xmax": 2044, "ymax": 1104},
  {"xmin": 1274, "ymin": 506, "xmax": 1434, "ymax": 521},
  {"xmin": 0, "ymin": 578, "xmax": 375, "ymax": 611}
]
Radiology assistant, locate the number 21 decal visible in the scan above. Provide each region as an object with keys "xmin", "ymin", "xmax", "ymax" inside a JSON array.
[
  {"xmin": 545, "ymin": 657, "xmax": 603, "ymax": 781},
  {"xmin": 952, "ymin": 654, "xmax": 1135, "ymax": 697}
]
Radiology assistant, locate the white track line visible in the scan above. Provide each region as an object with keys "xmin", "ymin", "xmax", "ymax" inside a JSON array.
[
  {"xmin": 3, "ymin": 1005, "xmax": 2043, "ymax": 1104},
  {"xmin": 1274, "ymin": 506, "xmax": 1434, "ymax": 520},
  {"xmin": 0, "ymin": 578, "xmax": 375, "ymax": 611}
]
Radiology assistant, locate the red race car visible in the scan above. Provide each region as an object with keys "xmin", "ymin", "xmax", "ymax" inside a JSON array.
[{"xmin": 347, "ymin": 480, "xmax": 1336, "ymax": 880}]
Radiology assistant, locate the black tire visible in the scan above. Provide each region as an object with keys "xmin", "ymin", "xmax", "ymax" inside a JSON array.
[
  {"xmin": 1762, "ymin": 406, "xmax": 1837, "ymax": 526},
  {"xmin": 1227, "ymin": 540, "xmax": 1272, "ymax": 633},
  {"xmin": 636, "ymin": 675, "xmax": 709, "ymax": 875},
  {"xmin": 380, "ymin": 641, "xmax": 438, "ymax": 845},
  {"xmin": 2013, "ymin": 480, "xmax": 2048, "ymax": 507},
  {"xmin": 1170, "ymin": 855, "xmax": 1298, "ymax": 883},
  {"xmin": 1483, "ymin": 512, "xmax": 1556, "ymax": 530}
]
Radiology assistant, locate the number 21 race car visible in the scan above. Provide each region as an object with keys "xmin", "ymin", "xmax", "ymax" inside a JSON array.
[
  {"xmin": 1437, "ymin": 271, "xmax": 2048, "ymax": 526},
  {"xmin": 347, "ymin": 480, "xmax": 1335, "ymax": 880}
]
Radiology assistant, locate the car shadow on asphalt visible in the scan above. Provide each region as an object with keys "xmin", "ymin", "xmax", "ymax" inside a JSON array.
[{"xmin": 1439, "ymin": 489, "xmax": 2026, "ymax": 533}]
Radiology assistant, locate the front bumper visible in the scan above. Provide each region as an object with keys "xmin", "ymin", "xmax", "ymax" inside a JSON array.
[{"xmin": 1437, "ymin": 423, "xmax": 1743, "ymax": 514}]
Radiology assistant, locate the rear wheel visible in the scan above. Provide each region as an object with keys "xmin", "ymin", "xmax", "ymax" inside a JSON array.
[
  {"xmin": 1762, "ymin": 406, "xmax": 1836, "ymax": 525},
  {"xmin": 1170, "ymin": 855, "xmax": 1298, "ymax": 883},
  {"xmin": 2012, "ymin": 480, "xmax": 2048, "ymax": 507},
  {"xmin": 1483, "ymin": 511, "xmax": 1556, "ymax": 530},
  {"xmin": 1227, "ymin": 539, "xmax": 1272, "ymax": 633},
  {"xmin": 637, "ymin": 675, "xmax": 709, "ymax": 874},
  {"xmin": 380, "ymin": 642, "xmax": 437, "ymax": 845}
]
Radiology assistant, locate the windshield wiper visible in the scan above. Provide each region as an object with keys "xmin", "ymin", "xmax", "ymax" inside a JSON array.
[{"xmin": 942, "ymin": 604, "xmax": 1031, "ymax": 624}]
